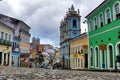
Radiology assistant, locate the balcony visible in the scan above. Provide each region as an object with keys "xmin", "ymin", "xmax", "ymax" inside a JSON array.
[{"xmin": 0, "ymin": 39, "xmax": 12, "ymax": 46}]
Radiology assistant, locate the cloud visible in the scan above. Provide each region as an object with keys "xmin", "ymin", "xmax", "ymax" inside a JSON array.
[{"xmin": 0, "ymin": 0, "xmax": 104, "ymax": 47}]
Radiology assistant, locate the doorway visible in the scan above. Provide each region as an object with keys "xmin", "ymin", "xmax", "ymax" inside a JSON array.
[{"xmin": 0, "ymin": 52, "xmax": 2, "ymax": 65}]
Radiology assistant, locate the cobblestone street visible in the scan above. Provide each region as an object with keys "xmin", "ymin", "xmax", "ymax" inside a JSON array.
[{"xmin": 0, "ymin": 67, "xmax": 120, "ymax": 80}]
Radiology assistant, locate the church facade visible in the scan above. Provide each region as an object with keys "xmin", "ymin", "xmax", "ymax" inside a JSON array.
[{"xmin": 60, "ymin": 5, "xmax": 81, "ymax": 69}]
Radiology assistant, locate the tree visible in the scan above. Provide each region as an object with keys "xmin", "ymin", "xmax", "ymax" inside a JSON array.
[{"xmin": 35, "ymin": 54, "xmax": 44, "ymax": 65}]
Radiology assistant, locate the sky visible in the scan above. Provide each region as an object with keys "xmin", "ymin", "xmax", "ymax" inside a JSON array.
[{"xmin": 0, "ymin": 0, "xmax": 104, "ymax": 47}]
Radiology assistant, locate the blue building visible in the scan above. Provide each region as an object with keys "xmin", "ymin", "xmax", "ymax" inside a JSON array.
[
  {"xmin": 12, "ymin": 36, "xmax": 20, "ymax": 67},
  {"xmin": 60, "ymin": 5, "xmax": 81, "ymax": 69}
]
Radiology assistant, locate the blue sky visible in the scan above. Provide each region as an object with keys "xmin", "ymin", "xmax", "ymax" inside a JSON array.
[{"xmin": 0, "ymin": 0, "xmax": 104, "ymax": 47}]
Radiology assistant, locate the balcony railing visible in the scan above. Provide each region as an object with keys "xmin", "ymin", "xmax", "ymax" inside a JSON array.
[{"xmin": 0, "ymin": 39, "xmax": 12, "ymax": 46}]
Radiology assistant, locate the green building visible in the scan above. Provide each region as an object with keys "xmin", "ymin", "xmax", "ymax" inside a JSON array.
[{"xmin": 86, "ymin": 0, "xmax": 120, "ymax": 70}]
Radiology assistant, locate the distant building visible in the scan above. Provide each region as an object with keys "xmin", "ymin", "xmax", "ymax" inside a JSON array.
[
  {"xmin": 0, "ymin": 21, "xmax": 14, "ymax": 66},
  {"xmin": 86, "ymin": 0, "xmax": 120, "ymax": 69},
  {"xmin": 60, "ymin": 5, "xmax": 81, "ymax": 69},
  {"xmin": 30, "ymin": 37, "xmax": 40, "ymax": 60},
  {"xmin": 39, "ymin": 44, "xmax": 53, "ymax": 52},
  {"xmin": 70, "ymin": 33, "xmax": 88, "ymax": 69}
]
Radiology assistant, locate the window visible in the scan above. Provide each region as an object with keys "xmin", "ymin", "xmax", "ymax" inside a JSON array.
[
  {"xmin": 94, "ymin": 17, "xmax": 97, "ymax": 30},
  {"xmin": 89, "ymin": 20, "xmax": 92, "ymax": 32},
  {"xmin": 73, "ymin": 20, "xmax": 76, "ymax": 28},
  {"xmin": 99, "ymin": 13, "xmax": 104, "ymax": 27},
  {"xmin": 115, "ymin": 3, "xmax": 120, "ymax": 20},
  {"xmin": 90, "ymin": 48, "xmax": 93, "ymax": 66},
  {"xmin": 106, "ymin": 8, "xmax": 111, "ymax": 24},
  {"xmin": 1, "ymin": 32, "xmax": 4, "ymax": 39},
  {"xmin": 9, "ymin": 35, "xmax": 11, "ymax": 41},
  {"xmin": 108, "ymin": 45, "xmax": 114, "ymax": 68},
  {"xmin": 95, "ymin": 47, "xmax": 99, "ymax": 67},
  {"xmin": 5, "ymin": 33, "xmax": 7, "ymax": 40}
]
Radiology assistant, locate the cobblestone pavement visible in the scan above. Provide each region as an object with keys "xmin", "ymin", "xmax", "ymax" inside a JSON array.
[{"xmin": 0, "ymin": 67, "xmax": 120, "ymax": 80}]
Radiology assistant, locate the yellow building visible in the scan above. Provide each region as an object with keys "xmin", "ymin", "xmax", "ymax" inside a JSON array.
[
  {"xmin": 0, "ymin": 21, "xmax": 14, "ymax": 66},
  {"xmin": 70, "ymin": 32, "xmax": 88, "ymax": 69},
  {"xmin": 38, "ymin": 44, "xmax": 43, "ymax": 53},
  {"xmin": 53, "ymin": 50, "xmax": 60, "ymax": 64}
]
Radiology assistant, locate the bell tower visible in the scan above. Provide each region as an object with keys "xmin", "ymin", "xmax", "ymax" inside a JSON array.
[
  {"xmin": 67, "ymin": 5, "xmax": 81, "ymax": 39},
  {"xmin": 60, "ymin": 5, "xmax": 81, "ymax": 69}
]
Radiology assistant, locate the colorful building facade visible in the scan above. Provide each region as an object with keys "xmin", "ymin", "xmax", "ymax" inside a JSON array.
[
  {"xmin": 0, "ymin": 21, "xmax": 13, "ymax": 66},
  {"xmin": 19, "ymin": 22, "xmax": 31, "ymax": 67},
  {"xmin": 0, "ymin": 14, "xmax": 31, "ymax": 67},
  {"xmin": 86, "ymin": 0, "xmax": 120, "ymax": 69},
  {"xmin": 70, "ymin": 33, "xmax": 88, "ymax": 69},
  {"xmin": 60, "ymin": 5, "xmax": 81, "ymax": 69}
]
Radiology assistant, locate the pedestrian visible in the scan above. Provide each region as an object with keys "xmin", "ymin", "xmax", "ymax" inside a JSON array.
[{"xmin": 36, "ymin": 62, "xmax": 39, "ymax": 68}]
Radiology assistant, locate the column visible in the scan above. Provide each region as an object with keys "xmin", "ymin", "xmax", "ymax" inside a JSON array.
[
  {"xmin": 9, "ymin": 53, "xmax": 12, "ymax": 66},
  {"xmin": 2, "ymin": 52, "xmax": 4, "ymax": 65},
  {"xmin": 6, "ymin": 53, "xmax": 8, "ymax": 65}
]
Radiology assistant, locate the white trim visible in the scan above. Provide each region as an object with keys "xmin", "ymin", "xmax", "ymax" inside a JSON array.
[
  {"xmin": 89, "ymin": 19, "xmax": 93, "ymax": 32},
  {"xmin": 105, "ymin": 7, "xmax": 112, "ymax": 24},
  {"xmin": 90, "ymin": 47, "xmax": 94, "ymax": 68},
  {"xmin": 94, "ymin": 16, "xmax": 97, "ymax": 30},
  {"xmin": 116, "ymin": 42, "xmax": 120, "ymax": 69},
  {"xmin": 107, "ymin": 43, "xmax": 115, "ymax": 69},
  {"xmin": 113, "ymin": 1, "xmax": 120, "ymax": 20},
  {"xmin": 94, "ymin": 46, "xmax": 99, "ymax": 69},
  {"xmin": 90, "ymin": 26, "xmax": 120, "ymax": 38},
  {"xmin": 100, "ymin": 50, "xmax": 106, "ymax": 69},
  {"xmin": 99, "ymin": 12, "xmax": 104, "ymax": 27}
]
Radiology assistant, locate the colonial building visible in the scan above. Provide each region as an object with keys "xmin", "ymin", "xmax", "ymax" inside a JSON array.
[
  {"xmin": 19, "ymin": 21, "xmax": 31, "ymax": 67},
  {"xmin": 70, "ymin": 33, "xmax": 88, "ymax": 69},
  {"xmin": 0, "ymin": 21, "xmax": 13, "ymax": 66},
  {"xmin": 60, "ymin": 5, "xmax": 81, "ymax": 69},
  {"xmin": 0, "ymin": 14, "xmax": 31, "ymax": 67},
  {"xmin": 0, "ymin": 14, "xmax": 21, "ymax": 67},
  {"xmin": 86, "ymin": 0, "xmax": 120, "ymax": 70}
]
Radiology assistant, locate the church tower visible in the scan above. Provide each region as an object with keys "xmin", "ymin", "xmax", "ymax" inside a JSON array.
[{"xmin": 60, "ymin": 5, "xmax": 81, "ymax": 69}]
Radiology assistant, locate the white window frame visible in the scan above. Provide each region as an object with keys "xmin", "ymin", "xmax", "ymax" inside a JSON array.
[
  {"xmin": 89, "ymin": 20, "xmax": 92, "ymax": 32},
  {"xmin": 107, "ymin": 43, "xmax": 114, "ymax": 69},
  {"xmin": 99, "ymin": 12, "xmax": 104, "ymax": 27},
  {"xmin": 113, "ymin": 1, "xmax": 120, "ymax": 20},
  {"xmin": 94, "ymin": 46, "xmax": 99, "ymax": 69},
  {"xmin": 116, "ymin": 42, "xmax": 120, "ymax": 69},
  {"xmin": 94, "ymin": 17, "xmax": 97, "ymax": 30},
  {"xmin": 105, "ymin": 8, "xmax": 112, "ymax": 24}
]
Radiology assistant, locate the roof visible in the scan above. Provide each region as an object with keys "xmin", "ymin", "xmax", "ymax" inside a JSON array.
[
  {"xmin": 85, "ymin": 0, "xmax": 109, "ymax": 18},
  {"xmin": 70, "ymin": 32, "xmax": 87, "ymax": 42},
  {"xmin": 0, "ymin": 14, "xmax": 31, "ymax": 29},
  {"xmin": 0, "ymin": 21, "xmax": 15, "ymax": 31}
]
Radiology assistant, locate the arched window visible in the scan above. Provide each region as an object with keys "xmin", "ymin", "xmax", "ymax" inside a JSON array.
[
  {"xmin": 106, "ymin": 8, "xmax": 111, "ymax": 24},
  {"xmin": 99, "ymin": 13, "xmax": 104, "ymax": 27},
  {"xmin": 89, "ymin": 20, "xmax": 92, "ymax": 32},
  {"xmin": 95, "ymin": 47, "xmax": 99, "ymax": 68},
  {"xmin": 94, "ymin": 17, "xmax": 97, "ymax": 30},
  {"xmin": 73, "ymin": 20, "xmax": 76, "ymax": 28},
  {"xmin": 108, "ymin": 45, "xmax": 114, "ymax": 69},
  {"xmin": 90, "ymin": 48, "xmax": 93, "ymax": 66},
  {"xmin": 115, "ymin": 2, "xmax": 120, "ymax": 20},
  {"xmin": 116, "ymin": 43, "xmax": 120, "ymax": 69}
]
